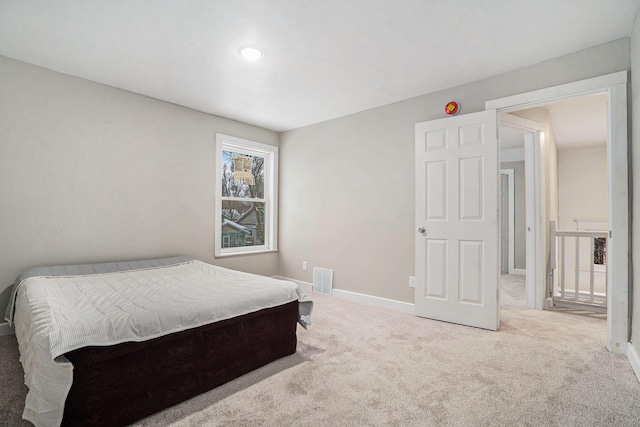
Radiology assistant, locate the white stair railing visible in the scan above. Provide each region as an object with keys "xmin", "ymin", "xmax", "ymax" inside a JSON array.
[{"xmin": 554, "ymin": 229, "xmax": 607, "ymax": 311}]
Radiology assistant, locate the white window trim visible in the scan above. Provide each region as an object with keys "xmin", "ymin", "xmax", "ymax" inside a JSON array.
[{"xmin": 215, "ymin": 134, "xmax": 278, "ymax": 257}]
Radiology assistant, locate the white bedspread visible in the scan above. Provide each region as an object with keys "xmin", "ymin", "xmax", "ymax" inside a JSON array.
[{"xmin": 13, "ymin": 260, "xmax": 311, "ymax": 427}]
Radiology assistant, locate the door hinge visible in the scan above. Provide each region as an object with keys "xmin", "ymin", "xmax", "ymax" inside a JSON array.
[
  {"xmin": 497, "ymin": 289, "xmax": 499, "ymax": 301},
  {"xmin": 609, "ymin": 230, "xmax": 612, "ymax": 239}
]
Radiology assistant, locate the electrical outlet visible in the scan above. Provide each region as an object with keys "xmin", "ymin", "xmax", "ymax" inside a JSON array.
[
  {"xmin": 409, "ymin": 276, "xmax": 416, "ymax": 288},
  {"xmin": 302, "ymin": 261, "xmax": 308, "ymax": 271}
]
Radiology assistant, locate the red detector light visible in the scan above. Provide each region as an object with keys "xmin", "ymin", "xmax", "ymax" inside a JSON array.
[{"xmin": 445, "ymin": 101, "xmax": 460, "ymax": 116}]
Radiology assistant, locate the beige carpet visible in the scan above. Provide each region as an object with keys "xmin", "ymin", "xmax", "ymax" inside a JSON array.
[{"xmin": 2, "ymin": 275, "xmax": 640, "ymax": 426}]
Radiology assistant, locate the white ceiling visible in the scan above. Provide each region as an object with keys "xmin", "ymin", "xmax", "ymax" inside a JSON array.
[
  {"xmin": 547, "ymin": 94, "xmax": 608, "ymax": 149},
  {"xmin": 0, "ymin": 1, "xmax": 638, "ymax": 132},
  {"xmin": 500, "ymin": 93, "xmax": 608, "ymax": 151},
  {"xmin": 499, "ymin": 126, "xmax": 527, "ymax": 151}
]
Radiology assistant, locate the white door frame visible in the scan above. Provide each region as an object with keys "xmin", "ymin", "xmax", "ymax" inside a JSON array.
[
  {"xmin": 500, "ymin": 114, "xmax": 545, "ymax": 310},
  {"xmin": 486, "ymin": 71, "xmax": 629, "ymax": 354},
  {"xmin": 499, "ymin": 169, "xmax": 515, "ymax": 275}
]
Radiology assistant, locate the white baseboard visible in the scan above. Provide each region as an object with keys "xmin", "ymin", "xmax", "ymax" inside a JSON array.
[
  {"xmin": 273, "ymin": 275, "xmax": 415, "ymax": 315},
  {"xmin": 512, "ymin": 269, "xmax": 526, "ymax": 276},
  {"xmin": 627, "ymin": 343, "xmax": 640, "ymax": 383},
  {"xmin": 272, "ymin": 275, "xmax": 313, "ymax": 293},
  {"xmin": 0, "ymin": 322, "xmax": 14, "ymax": 337},
  {"xmin": 331, "ymin": 289, "xmax": 415, "ymax": 315}
]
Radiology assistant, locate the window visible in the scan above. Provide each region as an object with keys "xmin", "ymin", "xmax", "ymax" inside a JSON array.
[{"xmin": 215, "ymin": 134, "xmax": 278, "ymax": 256}]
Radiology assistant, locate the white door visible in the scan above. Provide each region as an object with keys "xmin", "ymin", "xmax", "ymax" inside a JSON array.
[{"xmin": 415, "ymin": 110, "xmax": 500, "ymax": 330}]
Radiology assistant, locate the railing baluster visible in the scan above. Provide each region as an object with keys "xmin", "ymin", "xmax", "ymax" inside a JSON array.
[
  {"xmin": 560, "ymin": 236, "xmax": 565, "ymax": 299},
  {"xmin": 575, "ymin": 236, "xmax": 580, "ymax": 301},
  {"xmin": 589, "ymin": 236, "xmax": 595, "ymax": 303},
  {"xmin": 605, "ymin": 237, "xmax": 608, "ymax": 305}
]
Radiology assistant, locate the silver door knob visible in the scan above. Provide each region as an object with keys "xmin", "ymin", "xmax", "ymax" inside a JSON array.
[{"xmin": 418, "ymin": 226, "xmax": 426, "ymax": 234}]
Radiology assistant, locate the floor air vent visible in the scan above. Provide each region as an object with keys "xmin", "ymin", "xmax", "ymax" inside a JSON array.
[{"xmin": 313, "ymin": 268, "xmax": 333, "ymax": 295}]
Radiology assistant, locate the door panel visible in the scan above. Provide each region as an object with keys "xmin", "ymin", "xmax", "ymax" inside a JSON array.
[
  {"xmin": 415, "ymin": 110, "xmax": 499, "ymax": 330},
  {"xmin": 459, "ymin": 157, "xmax": 484, "ymax": 220},
  {"xmin": 425, "ymin": 239, "xmax": 447, "ymax": 299},
  {"xmin": 426, "ymin": 161, "xmax": 447, "ymax": 220},
  {"xmin": 459, "ymin": 240, "xmax": 483, "ymax": 304}
]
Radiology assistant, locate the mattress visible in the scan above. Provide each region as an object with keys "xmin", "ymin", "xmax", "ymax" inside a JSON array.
[{"xmin": 7, "ymin": 257, "xmax": 313, "ymax": 427}]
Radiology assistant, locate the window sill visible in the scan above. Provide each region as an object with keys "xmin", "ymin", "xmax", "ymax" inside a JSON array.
[{"xmin": 215, "ymin": 248, "xmax": 279, "ymax": 258}]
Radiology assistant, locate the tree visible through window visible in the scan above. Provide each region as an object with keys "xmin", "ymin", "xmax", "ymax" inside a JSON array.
[{"xmin": 215, "ymin": 134, "xmax": 278, "ymax": 256}]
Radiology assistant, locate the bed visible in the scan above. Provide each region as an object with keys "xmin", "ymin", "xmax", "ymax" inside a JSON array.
[{"xmin": 4, "ymin": 256, "xmax": 313, "ymax": 427}]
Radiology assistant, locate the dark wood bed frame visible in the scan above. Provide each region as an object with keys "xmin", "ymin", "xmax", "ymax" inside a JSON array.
[{"xmin": 62, "ymin": 300, "xmax": 299, "ymax": 426}]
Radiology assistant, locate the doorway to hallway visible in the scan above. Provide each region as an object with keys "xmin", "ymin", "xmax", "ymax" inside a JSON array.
[{"xmin": 498, "ymin": 93, "xmax": 610, "ymax": 314}]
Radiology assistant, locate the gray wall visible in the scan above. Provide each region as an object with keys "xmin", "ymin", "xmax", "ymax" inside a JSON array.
[
  {"xmin": 500, "ymin": 161, "xmax": 526, "ymax": 270},
  {"xmin": 0, "ymin": 56, "xmax": 280, "ymax": 318},
  {"xmin": 279, "ymin": 38, "xmax": 630, "ymax": 303}
]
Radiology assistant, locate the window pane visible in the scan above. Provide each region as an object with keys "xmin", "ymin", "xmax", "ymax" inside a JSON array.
[
  {"xmin": 221, "ymin": 200, "xmax": 266, "ymax": 247},
  {"xmin": 221, "ymin": 151, "xmax": 265, "ymax": 199}
]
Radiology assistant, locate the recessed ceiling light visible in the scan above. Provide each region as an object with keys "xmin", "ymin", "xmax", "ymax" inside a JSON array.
[{"xmin": 240, "ymin": 46, "xmax": 264, "ymax": 61}]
